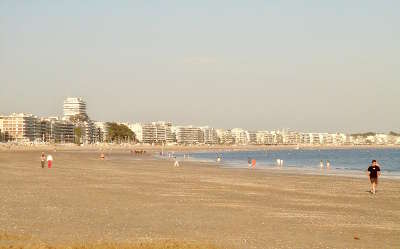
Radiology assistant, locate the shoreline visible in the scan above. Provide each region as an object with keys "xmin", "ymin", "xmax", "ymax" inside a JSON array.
[{"xmin": 159, "ymin": 155, "xmax": 400, "ymax": 181}]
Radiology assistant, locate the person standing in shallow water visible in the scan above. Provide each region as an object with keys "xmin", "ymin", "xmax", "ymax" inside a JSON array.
[
  {"xmin": 40, "ymin": 152, "xmax": 46, "ymax": 168},
  {"xmin": 367, "ymin": 160, "xmax": 381, "ymax": 194}
]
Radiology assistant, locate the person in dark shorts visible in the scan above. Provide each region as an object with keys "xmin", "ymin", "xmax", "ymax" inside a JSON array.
[
  {"xmin": 367, "ymin": 160, "xmax": 381, "ymax": 194},
  {"xmin": 40, "ymin": 152, "xmax": 46, "ymax": 168}
]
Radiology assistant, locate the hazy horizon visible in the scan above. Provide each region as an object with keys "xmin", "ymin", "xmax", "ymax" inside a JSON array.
[{"xmin": 1, "ymin": 1, "xmax": 399, "ymax": 133}]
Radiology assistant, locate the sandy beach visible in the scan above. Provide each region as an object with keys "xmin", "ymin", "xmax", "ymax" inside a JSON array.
[{"xmin": 0, "ymin": 150, "xmax": 399, "ymax": 249}]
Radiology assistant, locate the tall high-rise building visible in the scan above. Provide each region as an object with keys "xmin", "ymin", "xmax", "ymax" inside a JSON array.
[{"xmin": 63, "ymin": 97, "xmax": 87, "ymax": 120}]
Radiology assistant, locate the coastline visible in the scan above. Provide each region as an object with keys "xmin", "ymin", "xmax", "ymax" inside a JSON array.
[{"xmin": 160, "ymin": 155, "xmax": 400, "ymax": 181}]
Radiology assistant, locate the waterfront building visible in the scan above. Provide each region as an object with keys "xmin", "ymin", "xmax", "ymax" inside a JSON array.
[
  {"xmin": 299, "ymin": 133, "xmax": 311, "ymax": 144},
  {"xmin": 128, "ymin": 123, "xmax": 143, "ymax": 143},
  {"xmin": 231, "ymin": 128, "xmax": 248, "ymax": 145},
  {"xmin": 50, "ymin": 119, "xmax": 75, "ymax": 143},
  {"xmin": 200, "ymin": 126, "xmax": 218, "ymax": 144},
  {"xmin": 63, "ymin": 97, "xmax": 87, "ymax": 120},
  {"xmin": 256, "ymin": 131, "xmax": 274, "ymax": 145},
  {"xmin": 311, "ymin": 133, "xmax": 322, "ymax": 145},
  {"xmin": 141, "ymin": 121, "xmax": 174, "ymax": 144},
  {"xmin": 321, "ymin": 133, "xmax": 333, "ymax": 145},
  {"xmin": 375, "ymin": 134, "xmax": 389, "ymax": 145},
  {"xmin": 0, "ymin": 113, "xmax": 40, "ymax": 142},
  {"xmin": 333, "ymin": 133, "xmax": 347, "ymax": 145},
  {"xmin": 283, "ymin": 131, "xmax": 300, "ymax": 145},
  {"xmin": 176, "ymin": 126, "xmax": 203, "ymax": 144},
  {"xmin": 94, "ymin": 122, "xmax": 108, "ymax": 143},
  {"xmin": 247, "ymin": 131, "xmax": 257, "ymax": 144},
  {"xmin": 219, "ymin": 130, "xmax": 235, "ymax": 144}
]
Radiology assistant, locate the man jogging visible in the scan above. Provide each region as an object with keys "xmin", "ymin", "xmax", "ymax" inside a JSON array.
[{"xmin": 367, "ymin": 160, "xmax": 381, "ymax": 194}]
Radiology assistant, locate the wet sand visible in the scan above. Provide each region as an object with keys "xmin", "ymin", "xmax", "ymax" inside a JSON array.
[{"xmin": 0, "ymin": 150, "xmax": 399, "ymax": 249}]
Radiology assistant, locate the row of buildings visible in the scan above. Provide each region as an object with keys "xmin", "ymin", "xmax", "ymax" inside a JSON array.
[
  {"xmin": 115, "ymin": 122, "xmax": 400, "ymax": 146},
  {"xmin": 0, "ymin": 98, "xmax": 100, "ymax": 144},
  {"xmin": 1, "ymin": 97, "xmax": 399, "ymax": 145}
]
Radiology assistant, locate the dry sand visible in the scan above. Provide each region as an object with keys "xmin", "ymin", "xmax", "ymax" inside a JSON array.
[{"xmin": 0, "ymin": 150, "xmax": 399, "ymax": 249}]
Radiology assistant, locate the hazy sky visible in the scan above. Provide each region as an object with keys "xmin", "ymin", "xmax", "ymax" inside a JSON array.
[{"xmin": 1, "ymin": 1, "xmax": 399, "ymax": 133}]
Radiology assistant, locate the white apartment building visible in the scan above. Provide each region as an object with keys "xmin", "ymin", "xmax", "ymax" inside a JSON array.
[
  {"xmin": 94, "ymin": 122, "xmax": 108, "ymax": 142},
  {"xmin": 299, "ymin": 133, "xmax": 311, "ymax": 144},
  {"xmin": 231, "ymin": 128, "xmax": 248, "ymax": 145},
  {"xmin": 141, "ymin": 121, "xmax": 174, "ymax": 144},
  {"xmin": 200, "ymin": 126, "xmax": 218, "ymax": 144},
  {"xmin": 128, "ymin": 123, "xmax": 143, "ymax": 142},
  {"xmin": 63, "ymin": 97, "xmax": 87, "ymax": 120},
  {"xmin": 310, "ymin": 133, "xmax": 322, "ymax": 145},
  {"xmin": 176, "ymin": 126, "xmax": 203, "ymax": 144},
  {"xmin": 45, "ymin": 117, "xmax": 75, "ymax": 143},
  {"xmin": 0, "ymin": 113, "xmax": 40, "ymax": 142},
  {"xmin": 283, "ymin": 131, "xmax": 300, "ymax": 145},
  {"xmin": 217, "ymin": 129, "xmax": 235, "ymax": 144},
  {"xmin": 256, "ymin": 131, "xmax": 274, "ymax": 145}
]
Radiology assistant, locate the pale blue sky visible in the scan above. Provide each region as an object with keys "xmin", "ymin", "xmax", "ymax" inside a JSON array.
[{"xmin": 1, "ymin": 1, "xmax": 399, "ymax": 132}]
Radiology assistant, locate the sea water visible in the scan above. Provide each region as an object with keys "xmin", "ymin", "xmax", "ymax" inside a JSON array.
[{"xmin": 177, "ymin": 148, "xmax": 400, "ymax": 178}]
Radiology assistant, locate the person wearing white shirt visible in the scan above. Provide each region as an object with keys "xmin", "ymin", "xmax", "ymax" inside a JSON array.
[{"xmin": 47, "ymin": 154, "xmax": 53, "ymax": 168}]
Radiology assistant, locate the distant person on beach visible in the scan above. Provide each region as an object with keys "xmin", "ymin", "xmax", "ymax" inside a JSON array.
[
  {"xmin": 320, "ymin": 160, "xmax": 324, "ymax": 169},
  {"xmin": 47, "ymin": 154, "xmax": 53, "ymax": 168},
  {"xmin": 367, "ymin": 160, "xmax": 381, "ymax": 194},
  {"xmin": 40, "ymin": 152, "xmax": 46, "ymax": 168},
  {"xmin": 326, "ymin": 160, "xmax": 331, "ymax": 169},
  {"xmin": 248, "ymin": 157, "xmax": 252, "ymax": 168},
  {"xmin": 174, "ymin": 156, "xmax": 180, "ymax": 167},
  {"xmin": 217, "ymin": 154, "xmax": 221, "ymax": 162},
  {"xmin": 100, "ymin": 153, "xmax": 105, "ymax": 160},
  {"xmin": 251, "ymin": 159, "xmax": 256, "ymax": 169}
]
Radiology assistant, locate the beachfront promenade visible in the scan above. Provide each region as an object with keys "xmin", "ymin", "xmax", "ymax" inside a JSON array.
[{"xmin": 0, "ymin": 150, "xmax": 399, "ymax": 249}]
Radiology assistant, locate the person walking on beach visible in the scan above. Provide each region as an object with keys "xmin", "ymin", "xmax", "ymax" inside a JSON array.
[
  {"xmin": 320, "ymin": 160, "xmax": 324, "ymax": 169},
  {"xmin": 326, "ymin": 160, "xmax": 331, "ymax": 169},
  {"xmin": 47, "ymin": 154, "xmax": 53, "ymax": 168},
  {"xmin": 174, "ymin": 156, "xmax": 180, "ymax": 167},
  {"xmin": 367, "ymin": 160, "xmax": 381, "ymax": 194},
  {"xmin": 40, "ymin": 152, "xmax": 46, "ymax": 168},
  {"xmin": 248, "ymin": 157, "xmax": 252, "ymax": 168}
]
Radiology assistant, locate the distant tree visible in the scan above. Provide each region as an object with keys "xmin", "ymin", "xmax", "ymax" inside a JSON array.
[
  {"xmin": 74, "ymin": 127, "xmax": 83, "ymax": 144},
  {"xmin": 389, "ymin": 131, "xmax": 400, "ymax": 136},
  {"xmin": 351, "ymin": 132, "xmax": 376, "ymax": 138},
  {"xmin": 106, "ymin": 122, "xmax": 135, "ymax": 143},
  {"xmin": 69, "ymin": 114, "xmax": 89, "ymax": 123}
]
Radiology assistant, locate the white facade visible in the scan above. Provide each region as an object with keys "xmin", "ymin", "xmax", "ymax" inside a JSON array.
[
  {"xmin": 63, "ymin": 97, "xmax": 87, "ymax": 120},
  {"xmin": 128, "ymin": 123, "xmax": 143, "ymax": 142},
  {"xmin": 94, "ymin": 122, "xmax": 108, "ymax": 142},
  {"xmin": 200, "ymin": 126, "xmax": 218, "ymax": 144},
  {"xmin": 231, "ymin": 128, "xmax": 248, "ymax": 144},
  {"xmin": 141, "ymin": 121, "xmax": 174, "ymax": 144},
  {"xmin": 176, "ymin": 126, "xmax": 203, "ymax": 144}
]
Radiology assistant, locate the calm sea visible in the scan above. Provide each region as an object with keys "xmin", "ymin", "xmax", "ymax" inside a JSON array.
[{"xmin": 177, "ymin": 148, "xmax": 400, "ymax": 178}]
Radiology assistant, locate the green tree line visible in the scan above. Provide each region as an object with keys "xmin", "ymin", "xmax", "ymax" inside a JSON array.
[{"xmin": 106, "ymin": 122, "xmax": 135, "ymax": 143}]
